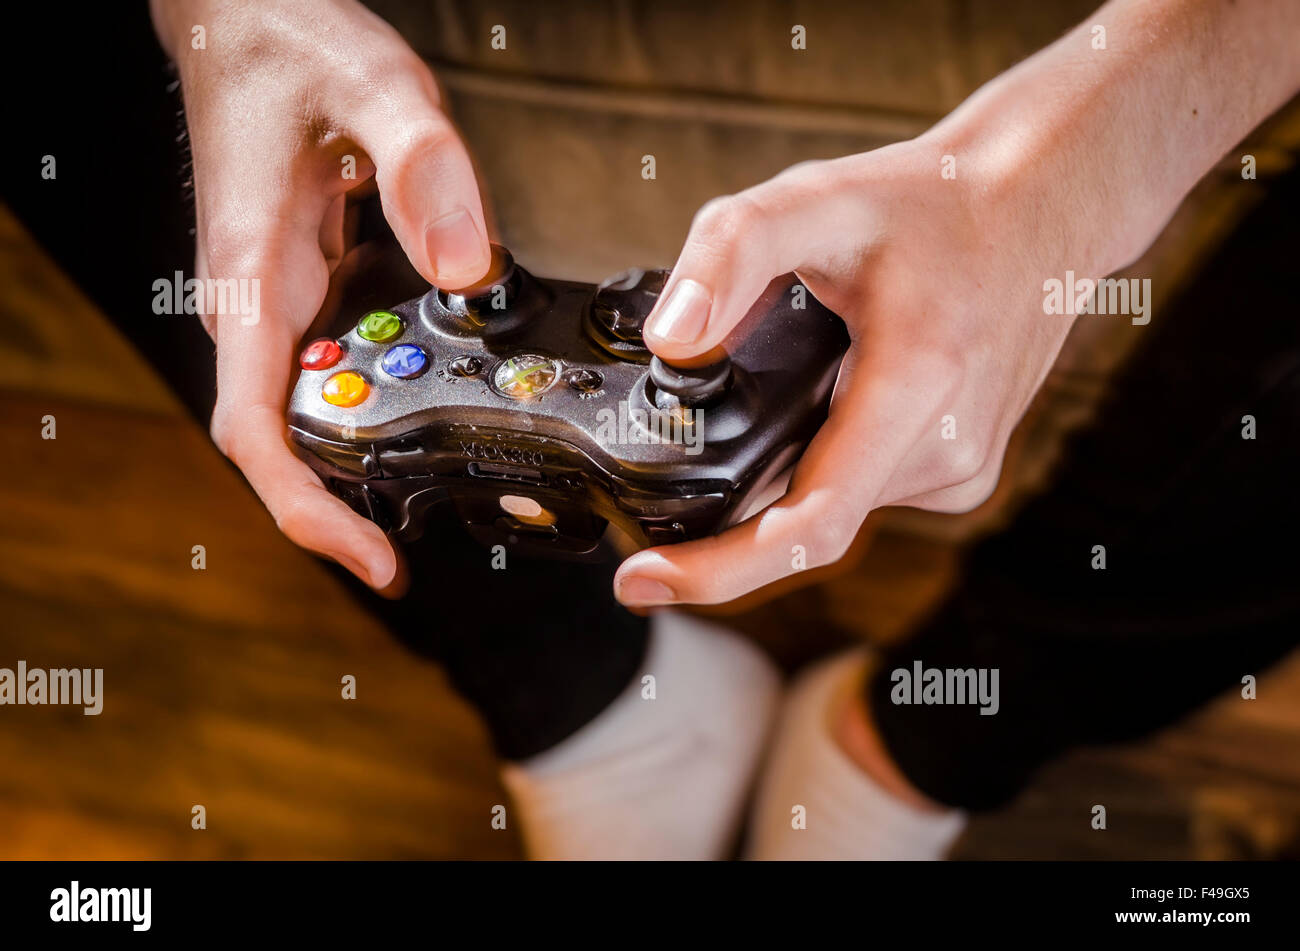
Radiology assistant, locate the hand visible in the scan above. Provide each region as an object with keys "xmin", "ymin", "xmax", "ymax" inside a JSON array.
[
  {"xmin": 614, "ymin": 140, "xmax": 1078, "ymax": 606},
  {"xmin": 613, "ymin": 0, "xmax": 1300, "ymax": 609},
  {"xmin": 615, "ymin": 0, "xmax": 1300, "ymax": 608},
  {"xmin": 152, "ymin": 0, "xmax": 490, "ymax": 588}
]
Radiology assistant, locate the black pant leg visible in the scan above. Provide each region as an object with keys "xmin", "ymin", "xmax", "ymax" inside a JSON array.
[{"xmin": 868, "ymin": 167, "xmax": 1300, "ymax": 811}]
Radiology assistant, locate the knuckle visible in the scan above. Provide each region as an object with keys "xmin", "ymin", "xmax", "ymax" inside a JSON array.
[
  {"xmin": 934, "ymin": 466, "xmax": 1000, "ymax": 514},
  {"xmin": 777, "ymin": 158, "xmax": 827, "ymax": 180},
  {"xmin": 202, "ymin": 218, "xmax": 274, "ymax": 276},
  {"xmin": 352, "ymin": 46, "xmax": 430, "ymax": 98},
  {"xmin": 380, "ymin": 118, "xmax": 458, "ymax": 180},
  {"xmin": 208, "ymin": 411, "xmax": 242, "ymax": 464},
  {"xmin": 691, "ymin": 193, "xmax": 763, "ymax": 249},
  {"xmin": 943, "ymin": 439, "xmax": 988, "ymax": 487},
  {"xmin": 771, "ymin": 158, "xmax": 832, "ymax": 194},
  {"xmin": 272, "ymin": 493, "xmax": 315, "ymax": 541},
  {"xmin": 933, "ymin": 445, "xmax": 1003, "ymax": 513},
  {"xmin": 962, "ymin": 469, "xmax": 1000, "ymax": 510},
  {"xmin": 805, "ymin": 511, "xmax": 857, "ymax": 567},
  {"xmin": 913, "ymin": 345, "xmax": 969, "ymax": 396},
  {"xmin": 348, "ymin": 50, "xmax": 396, "ymax": 89}
]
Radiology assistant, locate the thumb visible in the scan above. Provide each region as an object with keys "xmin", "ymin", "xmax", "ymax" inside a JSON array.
[
  {"xmin": 349, "ymin": 67, "xmax": 491, "ymax": 289},
  {"xmin": 643, "ymin": 160, "xmax": 856, "ymax": 363}
]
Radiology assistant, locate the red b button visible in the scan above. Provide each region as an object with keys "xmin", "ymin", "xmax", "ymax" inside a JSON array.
[{"xmin": 300, "ymin": 338, "xmax": 343, "ymax": 371}]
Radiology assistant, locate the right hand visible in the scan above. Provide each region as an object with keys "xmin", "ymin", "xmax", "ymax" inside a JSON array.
[{"xmin": 152, "ymin": 0, "xmax": 491, "ymax": 588}]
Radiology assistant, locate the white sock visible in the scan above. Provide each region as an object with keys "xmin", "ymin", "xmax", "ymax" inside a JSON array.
[
  {"xmin": 746, "ymin": 649, "xmax": 967, "ymax": 860},
  {"xmin": 500, "ymin": 610, "xmax": 781, "ymax": 860}
]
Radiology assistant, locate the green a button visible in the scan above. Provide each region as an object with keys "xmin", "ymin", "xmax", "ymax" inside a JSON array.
[{"xmin": 357, "ymin": 310, "xmax": 404, "ymax": 342}]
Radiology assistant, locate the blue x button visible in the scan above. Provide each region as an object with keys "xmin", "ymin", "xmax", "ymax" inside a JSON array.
[{"xmin": 381, "ymin": 344, "xmax": 429, "ymax": 379}]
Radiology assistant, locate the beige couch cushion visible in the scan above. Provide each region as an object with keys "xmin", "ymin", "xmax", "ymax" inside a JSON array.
[{"xmin": 365, "ymin": 0, "xmax": 1097, "ymax": 274}]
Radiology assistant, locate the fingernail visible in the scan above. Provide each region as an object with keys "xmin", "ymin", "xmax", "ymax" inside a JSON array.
[
  {"xmin": 616, "ymin": 576, "xmax": 677, "ymax": 606},
  {"xmin": 426, "ymin": 208, "xmax": 488, "ymax": 286},
  {"xmin": 645, "ymin": 279, "xmax": 712, "ymax": 345}
]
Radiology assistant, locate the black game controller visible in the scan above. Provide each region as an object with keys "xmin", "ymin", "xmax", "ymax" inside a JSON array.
[{"xmin": 288, "ymin": 241, "xmax": 849, "ymax": 560}]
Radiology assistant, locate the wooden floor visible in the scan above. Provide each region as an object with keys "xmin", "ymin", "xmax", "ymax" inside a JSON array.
[{"xmin": 2, "ymin": 183, "xmax": 1298, "ymax": 859}]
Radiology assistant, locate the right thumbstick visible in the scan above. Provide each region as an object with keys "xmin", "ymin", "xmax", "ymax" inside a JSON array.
[{"xmin": 648, "ymin": 355, "xmax": 732, "ymax": 408}]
